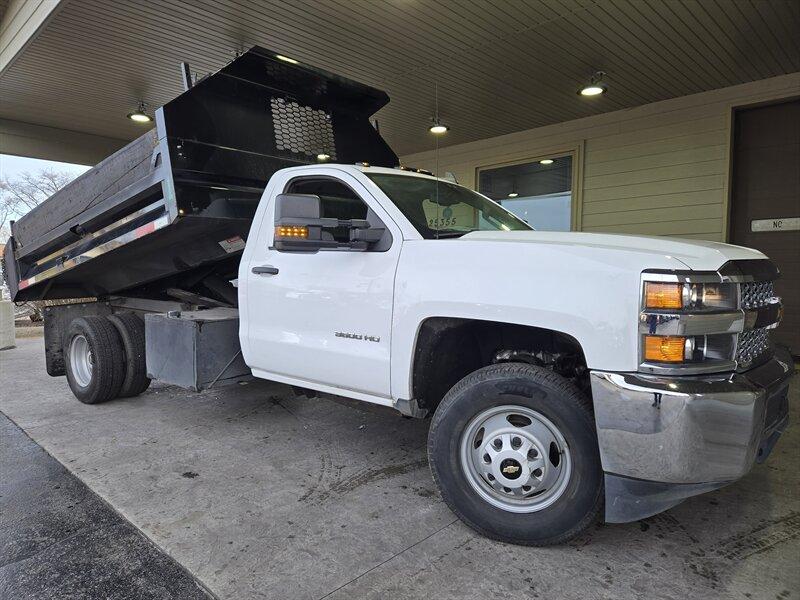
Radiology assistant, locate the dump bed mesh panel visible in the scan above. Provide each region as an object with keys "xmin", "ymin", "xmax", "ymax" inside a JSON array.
[{"xmin": 271, "ymin": 98, "xmax": 337, "ymax": 160}]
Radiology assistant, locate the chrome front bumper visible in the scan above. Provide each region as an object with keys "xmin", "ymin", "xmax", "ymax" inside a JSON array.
[{"xmin": 590, "ymin": 347, "xmax": 793, "ymax": 522}]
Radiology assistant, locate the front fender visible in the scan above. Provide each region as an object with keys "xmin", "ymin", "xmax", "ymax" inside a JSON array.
[{"xmin": 390, "ymin": 239, "xmax": 685, "ymax": 401}]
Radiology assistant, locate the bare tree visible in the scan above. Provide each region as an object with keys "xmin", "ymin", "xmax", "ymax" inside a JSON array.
[
  {"xmin": 1, "ymin": 169, "xmax": 73, "ymax": 241},
  {"xmin": 1, "ymin": 169, "xmax": 76, "ymax": 317}
]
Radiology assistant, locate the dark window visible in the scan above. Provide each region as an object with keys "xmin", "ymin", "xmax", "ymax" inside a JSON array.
[
  {"xmin": 478, "ymin": 156, "xmax": 573, "ymax": 231},
  {"xmin": 286, "ymin": 178, "xmax": 368, "ymax": 243}
]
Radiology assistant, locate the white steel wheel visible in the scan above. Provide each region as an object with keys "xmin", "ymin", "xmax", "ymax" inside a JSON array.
[
  {"xmin": 69, "ymin": 334, "xmax": 94, "ymax": 388},
  {"xmin": 427, "ymin": 362, "xmax": 603, "ymax": 546},
  {"xmin": 459, "ymin": 405, "xmax": 572, "ymax": 513}
]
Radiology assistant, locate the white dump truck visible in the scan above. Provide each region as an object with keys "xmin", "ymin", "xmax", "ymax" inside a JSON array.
[{"xmin": 3, "ymin": 47, "xmax": 791, "ymax": 545}]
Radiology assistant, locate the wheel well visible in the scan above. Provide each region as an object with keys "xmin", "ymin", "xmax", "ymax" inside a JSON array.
[{"xmin": 411, "ymin": 317, "xmax": 588, "ymax": 413}]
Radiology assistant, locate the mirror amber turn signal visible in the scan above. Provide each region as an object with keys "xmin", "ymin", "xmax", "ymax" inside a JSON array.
[{"xmin": 273, "ymin": 193, "xmax": 384, "ymax": 251}]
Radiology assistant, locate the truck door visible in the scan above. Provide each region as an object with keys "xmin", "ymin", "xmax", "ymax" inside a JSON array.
[{"xmin": 242, "ymin": 172, "xmax": 400, "ymax": 400}]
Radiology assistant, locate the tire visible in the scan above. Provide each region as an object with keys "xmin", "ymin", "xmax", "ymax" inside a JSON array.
[
  {"xmin": 427, "ymin": 362, "xmax": 603, "ymax": 546},
  {"xmin": 108, "ymin": 313, "xmax": 151, "ymax": 398},
  {"xmin": 64, "ymin": 316, "xmax": 126, "ymax": 404}
]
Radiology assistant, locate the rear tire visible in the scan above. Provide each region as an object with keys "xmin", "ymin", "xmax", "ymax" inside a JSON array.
[
  {"xmin": 64, "ymin": 316, "xmax": 125, "ymax": 404},
  {"xmin": 427, "ymin": 362, "xmax": 603, "ymax": 546},
  {"xmin": 108, "ymin": 313, "xmax": 151, "ymax": 398}
]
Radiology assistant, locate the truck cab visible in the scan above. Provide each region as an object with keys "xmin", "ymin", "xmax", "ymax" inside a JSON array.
[{"xmin": 239, "ymin": 164, "xmax": 531, "ymax": 404}]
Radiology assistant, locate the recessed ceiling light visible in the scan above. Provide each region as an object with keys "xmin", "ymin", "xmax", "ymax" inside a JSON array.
[
  {"xmin": 276, "ymin": 54, "xmax": 299, "ymax": 64},
  {"xmin": 429, "ymin": 121, "xmax": 449, "ymax": 135},
  {"xmin": 539, "ymin": 159, "xmax": 554, "ymax": 165},
  {"xmin": 579, "ymin": 71, "xmax": 607, "ymax": 97},
  {"xmin": 507, "ymin": 192, "xmax": 519, "ymax": 198},
  {"xmin": 317, "ymin": 153, "xmax": 330, "ymax": 161},
  {"xmin": 127, "ymin": 101, "xmax": 152, "ymax": 123}
]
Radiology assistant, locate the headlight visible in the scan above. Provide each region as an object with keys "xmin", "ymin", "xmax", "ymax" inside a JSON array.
[
  {"xmin": 639, "ymin": 263, "xmax": 781, "ymax": 375},
  {"xmin": 643, "ymin": 282, "xmax": 737, "ymax": 311},
  {"xmin": 640, "ymin": 276, "xmax": 742, "ymax": 373}
]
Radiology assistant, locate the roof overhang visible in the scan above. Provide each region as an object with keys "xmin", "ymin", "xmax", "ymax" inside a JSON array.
[
  {"xmin": 1, "ymin": 0, "xmax": 798, "ymax": 164},
  {"xmin": 0, "ymin": 0, "xmax": 62, "ymax": 75}
]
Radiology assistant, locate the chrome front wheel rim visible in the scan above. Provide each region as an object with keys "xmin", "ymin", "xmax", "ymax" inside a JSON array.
[
  {"xmin": 69, "ymin": 334, "xmax": 93, "ymax": 388},
  {"xmin": 459, "ymin": 405, "xmax": 572, "ymax": 513}
]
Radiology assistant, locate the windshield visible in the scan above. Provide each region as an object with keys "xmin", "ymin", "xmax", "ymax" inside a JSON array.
[{"xmin": 365, "ymin": 173, "xmax": 533, "ymax": 239}]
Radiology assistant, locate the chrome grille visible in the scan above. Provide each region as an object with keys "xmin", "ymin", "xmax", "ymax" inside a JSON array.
[
  {"xmin": 740, "ymin": 281, "xmax": 774, "ymax": 309},
  {"xmin": 736, "ymin": 327, "xmax": 771, "ymax": 368}
]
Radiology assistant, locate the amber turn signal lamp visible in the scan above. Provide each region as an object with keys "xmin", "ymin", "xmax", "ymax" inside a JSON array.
[
  {"xmin": 644, "ymin": 335, "xmax": 686, "ymax": 363},
  {"xmin": 644, "ymin": 282, "xmax": 683, "ymax": 309},
  {"xmin": 276, "ymin": 225, "xmax": 308, "ymax": 239}
]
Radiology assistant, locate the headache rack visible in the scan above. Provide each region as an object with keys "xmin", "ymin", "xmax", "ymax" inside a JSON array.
[{"xmin": 2, "ymin": 46, "xmax": 397, "ymax": 303}]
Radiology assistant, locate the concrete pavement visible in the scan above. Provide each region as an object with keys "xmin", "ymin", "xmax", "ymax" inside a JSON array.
[
  {"xmin": 0, "ymin": 412, "xmax": 210, "ymax": 599},
  {"xmin": 1, "ymin": 336, "xmax": 798, "ymax": 599}
]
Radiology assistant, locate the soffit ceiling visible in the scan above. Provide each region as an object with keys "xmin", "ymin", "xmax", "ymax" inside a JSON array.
[{"xmin": 1, "ymin": 0, "xmax": 798, "ymax": 159}]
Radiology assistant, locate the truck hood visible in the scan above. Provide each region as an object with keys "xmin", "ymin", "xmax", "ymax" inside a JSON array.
[{"xmin": 461, "ymin": 230, "xmax": 766, "ymax": 271}]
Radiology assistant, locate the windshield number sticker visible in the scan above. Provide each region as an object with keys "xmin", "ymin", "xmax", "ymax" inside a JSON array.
[
  {"xmin": 429, "ymin": 217, "xmax": 458, "ymax": 228},
  {"xmin": 422, "ymin": 201, "xmax": 477, "ymax": 230}
]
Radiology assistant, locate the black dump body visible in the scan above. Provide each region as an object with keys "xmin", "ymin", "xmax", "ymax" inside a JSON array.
[{"xmin": 3, "ymin": 46, "xmax": 397, "ymax": 302}]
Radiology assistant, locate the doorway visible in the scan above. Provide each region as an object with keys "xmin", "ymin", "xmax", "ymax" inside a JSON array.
[{"xmin": 730, "ymin": 99, "xmax": 800, "ymax": 355}]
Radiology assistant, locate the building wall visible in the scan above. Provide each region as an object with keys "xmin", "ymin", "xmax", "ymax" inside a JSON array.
[{"xmin": 400, "ymin": 73, "xmax": 800, "ymax": 242}]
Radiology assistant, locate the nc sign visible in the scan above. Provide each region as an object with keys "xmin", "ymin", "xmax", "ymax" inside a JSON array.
[{"xmin": 751, "ymin": 217, "xmax": 800, "ymax": 232}]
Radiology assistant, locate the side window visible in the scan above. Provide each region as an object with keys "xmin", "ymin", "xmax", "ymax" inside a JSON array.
[{"xmin": 286, "ymin": 178, "xmax": 368, "ymax": 243}]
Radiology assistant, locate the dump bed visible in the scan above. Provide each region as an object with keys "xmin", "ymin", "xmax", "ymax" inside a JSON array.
[{"xmin": 3, "ymin": 46, "xmax": 397, "ymax": 302}]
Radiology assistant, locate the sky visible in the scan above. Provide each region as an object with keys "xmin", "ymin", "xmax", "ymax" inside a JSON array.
[{"xmin": 0, "ymin": 154, "xmax": 90, "ymax": 180}]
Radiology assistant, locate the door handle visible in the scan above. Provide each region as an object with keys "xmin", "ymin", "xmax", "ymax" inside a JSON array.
[{"xmin": 252, "ymin": 265, "xmax": 279, "ymax": 275}]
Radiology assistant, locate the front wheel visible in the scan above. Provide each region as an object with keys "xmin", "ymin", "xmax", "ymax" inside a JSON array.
[{"xmin": 427, "ymin": 363, "xmax": 603, "ymax": 546}]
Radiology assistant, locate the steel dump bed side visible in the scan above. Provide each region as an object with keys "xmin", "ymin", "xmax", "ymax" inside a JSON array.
[{"xmin": 3, "ymin": 46, "xmax": 397, "ymax": 302}]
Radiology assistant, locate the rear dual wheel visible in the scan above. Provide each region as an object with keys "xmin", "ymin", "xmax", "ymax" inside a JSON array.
[
  {"xmin": 427, "ymin": 363, "xmax": 603, "ymax": 546},
  {"xmin": 108, "ymin": 313, "xmax": 151, "ymax": 398},
  {"xmin": 65, "ymin": 314, "xmax": 150, "ymax": 404}
]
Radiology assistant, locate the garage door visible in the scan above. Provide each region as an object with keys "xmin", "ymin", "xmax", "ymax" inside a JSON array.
[{"xmin": 730, "ymin": 99, "xmax": 800, "ymax": 355}]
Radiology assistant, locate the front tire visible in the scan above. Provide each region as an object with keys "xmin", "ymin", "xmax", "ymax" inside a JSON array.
[
  {"xmin": 428, "ymin": 363, "xmax": 603, "ymax": 546},
  {"xmin": 64, "ymin": 316, "xmax": 125, "ymax": 404}
]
